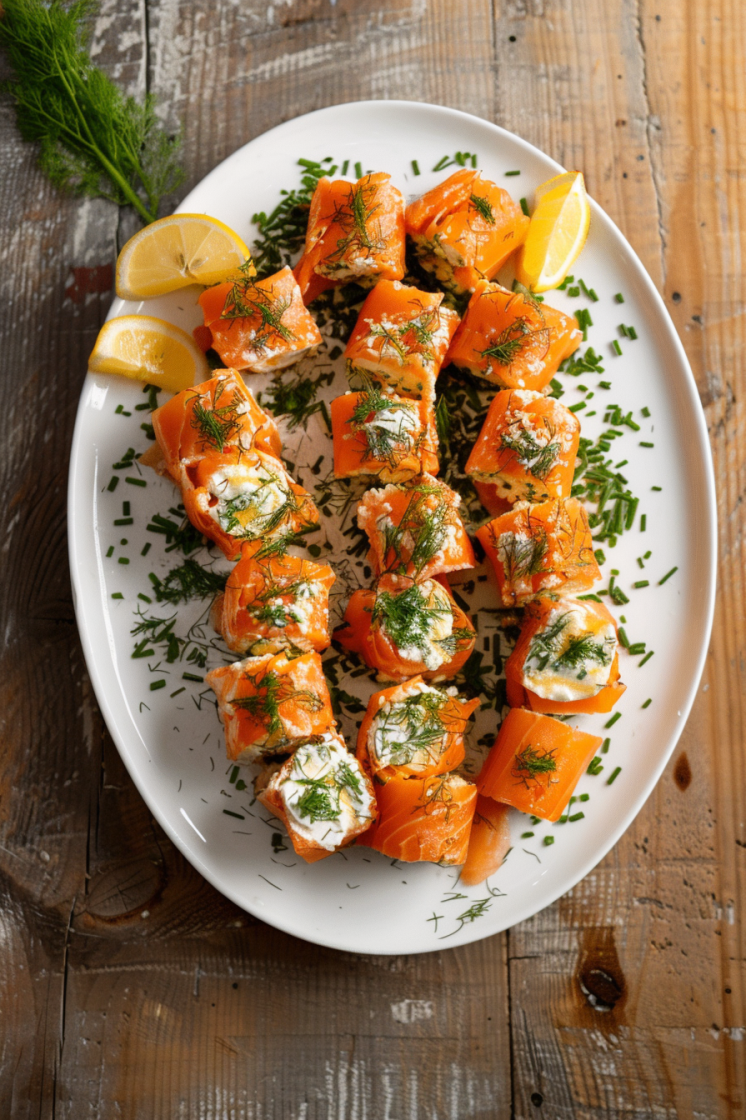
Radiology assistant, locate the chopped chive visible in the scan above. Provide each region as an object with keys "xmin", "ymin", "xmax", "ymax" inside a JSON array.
[
  {"xmin": 521, "ymin": 831, "xmax": 534, "ymax": 838},
  {"xmin": 505, "ymin": 169, "xmax": 521, "ymax": 176},
  {"xmin": 619, "ymin": 323, "xmax": 628, "ymax": 337},
  {"xmin": 588, "ymin": 289, "xmax": 599, "ymax": 302},
  {"xmin": 594, "ymin": 548, "xmax": 606, "ymax": 564},
  {"xmin": 107, "ymin": 476, "xmax": 119, "ymax": 492},
  {"xmin": 614, "ymin": 292, "xmax": 625, "ymax": 303},
  {"xmin": 115, "ymin": 404, "xmax": 123, "ymax": 414},
  {"xmin": 170, "ymin": 687, "xmax": 186, "ymax": 698},
  {"xmin": 587, "ymin": 757, "xmax": 604, "ymax": 776},
  {"xmin": 354, "ymin": 161, "xmax": 363, "ymax": 178},
  {"xmin": 639, "ymin": 650, "xmax": 654, "ymax": 666},
  {"xmin": 113, "ymin": 517, "xmax": 133, "ymax": 526},
  {"xmin": 235, "ymin": 780, "xmax": 247, "ymax": 791},
  {"xmin": 606, "ymin": 767, "xmax": 622, "ymax": 786},
  {"xmin": 549, "ymin": 377, "xmax": 564, "ymax": 397},
  {"xmin": 223, "ymin": 810, "xmax": 245, "ymax": 820},
  {"xmin": 106, "ymin": 545, "xmax": 114, "ymax": 558},
  {"xmin": 612, "ymin": 339, "xmax": 622, "ymax": 356},
  {"xmin": 605, "ymin": 711, "xmax": 622, "ymax": 729},
  {"xmin": 340, "ymin": 159, "xmax": 349, "ymax": 175},
  {"xmin": 567, "ymin": 286, "xmax": 580, "ymax": 297},
  {"xmin": 111, "ymin": 592, "xmax": 124, "ymax": 600},
  {"xmin": 568, "ymin": 811, "xmax": 585, "ymax": 822},
  {"xmin": 125, "ymin": 476, "xmax": 146, "ymax": 487},
  {"xmin": 637, "ymin": 557, "xmax": 645, "ymax": 569},
  {"xmin": 641, "ymin": 406, "xmax": 651, "ymax": 418},
  {"xmin": 432, "ymin": 155, "xmax": 450, "ymax": 171},
  {"xmin": 137, "ymin": 593, "xmax": 152, "ymax": 604},
  {"xmin": 519, "ymin": 197, "xmax": 529, "ymax": 216},
  {"xmin": 471, "ymin": 154, "xmax": 477, "ymax": 168},
  {"xmin": 633, "ymin": 579, "xmax": 649, "ymax": 589},
  {"xmin": 651, "ymin": 485, "xmax": 662, "ymax": 491},
  {"xmin": 618, "ymin": 627, "xmax": 629, "ymax": 648},
  {"xmin": 569, "ymin": 401, "xmax": 586, "ymax": 413},
  {"xmin": 579, "ymin": 278, "xmax": 590, "ymax": 297},
  {"xmin": 577, "ymin": 593, "xmax": 602, "ymax": 602},
  {"xmin": 123, "ymin": 501, "xmax": 131, "ymax": 516},
  {"xmin": 627, "ymin": 643, "xmax": 646, "ymax": 655},
  {"xmin": 642, "ymin": 698, "xmax": 652, "ymax": 709},
  {"xmin": 141, "ymin": 542, "xmax": 151, "ymax": 556},
  {"xmin": 411, "ymin": 159, "xmax": 420, "ymax": 176},
  {"xmin": 557, "ymin": 275, "xmax": 574, "ymax": 290},
  {"xmin": 579, "ymin": 793, "xmax": 590, "ymax": 802},
  {"xmin": 543, "ymin": 836, "xmax": 555, "ymax": 846},
  {"xmin": 117, "ymin": 557, "xmax": 130, "ymax": 565},
  {"xmin": 640, "ymin": 514, "xmax": 647, "ymax": 531},
  {"xmin": 598, "ymin": 380, "xmax": 612, "ymax": 389},
  {"xmin": 182, "ymin": 672, "xmax": 204, "ymax": 682},
  {"xmin": 640, "ymin": 441, "xmax": 654, "ymax": 448},
  {"xmin": 659, "ymin": 566, "xmax": 679, "ymax": 585},
  {"xmin": 601, "ymin": 738, "xmax": 610, "ymax": 754},
  {"xmin": 149, "ymin": 679, "xmax": 167, "ymax": 691},
  {"xmin": 644, "ymin": 550, "xmax": 652, "ymax": 559}
]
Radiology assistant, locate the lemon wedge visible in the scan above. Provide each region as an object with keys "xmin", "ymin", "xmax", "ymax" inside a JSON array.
[
  {"xmin": 115, "ymin": 213, "xmax": 253, "ymax": 300},
  {"xmin": 88, "ymin": 315, "xmax": 210, "ymax": 393},
  {"xmin": 515, "ymin": 172, "xmax": 590, "ymax": 292}
]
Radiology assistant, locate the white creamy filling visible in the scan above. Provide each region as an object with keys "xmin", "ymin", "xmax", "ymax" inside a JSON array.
[
  {"xmin": 201, "ymin": 461, "xmax": 290, "ymax": 538},
  {"xmin": 370, "ymin": 682, "xmax": 447, "ymax": 768},
  {"xmin": 362, "ymin": 403, "xmax": 419, "ymax": 449},
  {"xmin": 281, "ymin": 736, "xmax": 374, "ymax": 850},
  {"xmin": 522, "ymin": 603, "xmax": 616, "ymax": 701},
  {"xmin": 391, "ymin": 581, "xmax": 454, "ymax": 671}
]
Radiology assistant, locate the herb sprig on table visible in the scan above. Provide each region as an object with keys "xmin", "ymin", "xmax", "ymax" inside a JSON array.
[{"xmin": 0, "ymin": 0, "xmax": 183, "ymax": 224}]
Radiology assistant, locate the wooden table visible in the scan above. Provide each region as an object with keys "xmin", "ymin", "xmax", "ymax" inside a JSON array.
[{"xmin": 1, "ymin": 1, "xmax": 743, "ymax": 1115}]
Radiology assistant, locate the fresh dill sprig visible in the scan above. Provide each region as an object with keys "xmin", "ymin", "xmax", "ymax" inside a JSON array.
[
  {"xmin": 469, "ymin": 194, "xmax": 495, "ymax": 224},
  {"xmin": 150, "ymin": 559, "xmax": 228, "ymax": 606},
  {"xmin": 552, "ymin": 633, "xmax": 613, "ymax": 671},
  {"xmin": 495, "ymin": 526, "xmax": 548, "ymax": 581},
  {"xmin": 251, "ymin": 157, "xmax": 335, "ymax": 278},
  {"xmin": 0, "ymin": 0, "xmax": 183, "ymax": 225},
  {"xmin": 372, "ymin": 583, "xmax": 450, "ymax": 652},
  {"xmin": 513, "ymin": 745, "xmax": 558, "ymax": 787},
  {"xmin": 481, "ymin": 318, "xmax": 549, "ymax": 367},
  {"xmin": 499, "ymin": 424, "xmax": 561, "ymax": 481},
  {"xmin": 259, "ymin": 368, "xmax": 334, "ymax": 430}
]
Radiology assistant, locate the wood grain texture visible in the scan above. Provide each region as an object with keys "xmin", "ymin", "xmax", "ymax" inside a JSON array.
[{"xmin": 0, "ymin": 0, "xmax": 743, "ymax": 1116}]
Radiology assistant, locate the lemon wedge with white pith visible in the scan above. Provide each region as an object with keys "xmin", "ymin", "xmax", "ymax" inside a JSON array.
[
  {"xmin": 88, "ymin": 315, "xmax": 209, "ymax": 393},
  {"xmin": 115, "ymin": 213, "xmax": 253, "ymax": 301},
  {"xmin": 515, "ymin": 172, "xmax": 590, "ymax": 293}
]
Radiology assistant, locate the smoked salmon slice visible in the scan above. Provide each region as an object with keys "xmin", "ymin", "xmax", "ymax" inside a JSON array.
[
  {"xmin": 151, "ymin": 369, "xmax": 282, "ymax": 482},
  {"xmin": 405, "ymin": 169, "xmax": 530, "ymax": 295},
  {"xmin": 504, "ymin": 596, "xmax": 625, "ymax": 715},
  {"xmin": 198, "ymin": 266, "xmax": 322, "ymax": 373},
  {"xmin": 357, "ymin": 474, "xmax": 475, "ymax": 580},
  {"xmin": 334, "ymin": 573, "xmax": 476, "ymax": 683},
  {"xmin": 360, "ymin": 771, "xmax": 477, "ymax": 864},
  {"xmin": 293, "ymin": 173, "xmax": 405, "ymax": 302},
  {"xmin": 476, "ymin": 497, "xmax": 601, "ymax": 607},
  {"xmin": 331, "ymin": 386, "xmax": 438, "ymax": 483},
  {"xmin": 356, "ymin": 676, "xmax": 479, "ymax": 781},
  {"xmin": 181, "ymin": 447, "xmax": 319, "ymax": 561},
  {"xmin": 206, "ymin": 650, "xmax": 335, "ymax": 763},
  {"xmin": 477, "ymin": 708, "xmax": 602, "ymax": 823},
  {"xmin": 460, "ymin": 796, "xmax": 512, "ymax": 887},
  {"xmin": 211, "ymin": 540, "xmax": 335, "ymax": 656},
  {"xmin": 447, "ymin": 281, "xmax": 582, "ymax": 390},
  {"xmin": 343, "ymin": 279, "xmax": 459, "ymax": 400},
  {"xmin": 472, "ymin": 481, "xmax": 513, "ymax": 519},
  {"xmin": 466, "ymin": 389, "xmax": 580, "ymax": 504},
  {"xmin": 258, "ymin": 732, "xmax": 377, "ymax": 863}
]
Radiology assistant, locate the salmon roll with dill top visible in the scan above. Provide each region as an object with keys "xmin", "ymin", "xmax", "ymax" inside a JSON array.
[
  {"xmin": 357, "ymin": 475, "xmax": 474, "ymax": 581},
  {"xmin": 331, "ymin": 385, "xmax": 438, "ymax": 483},
  {"xmin": 258, "ymin": 732, "xmax": 377, "ymax": 863},
  {"xmin": 206, "ymin": 650, "xmax": 335, "ymax": 764},
  {"xmin": 293, "ymin": 173, "xmax": 405, "ymax": 303},
  {"xmin": 405, "ymin": 169, "xmax": 530, "ymax": 295},
  {"xmin": 447, "ymin": 281, "xmax": 582, "ymax": 390},
  {"xmin": 466, "ymin": 389, "xmax": 580, "ymax": 504},
  {"xmin": 361, "ymin": 771, "xmax": 477, "ymax": 865},
  {"xmin": 199, "ymin": 266, "xmax": 322, "ymax": 374}
]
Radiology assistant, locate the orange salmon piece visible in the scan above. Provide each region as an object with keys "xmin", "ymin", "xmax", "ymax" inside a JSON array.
[
  {"xmin": 357, "ymin": 474, "xmax": 474, "ymax": 580},
  {"xmin": 504, "ymin": 596, "xmax": 625, "ymax": 715},
  {"xmin": 460, "ymin": 796, "xmax": 512, "ymax": 887},
  {"xmin": 331, "ymin": 388, "xmax": 437, "ymax": 483},
  {"xmin": 466, "ymin": 388, "xmax": 580, "ymax": 504},
  {"xmin": 152, "ymin": 369, "xmax": 281, "ymax": 481},
  {"xmin": 293, "ymin": 173, "xmax": 405, "ymax": 301},
  {"xmin": 476, "ymin": 497, "xmax": 600, "ymax": 607},
  {"xmin": 405, "ymin": 169, "xmax": 530, "ymax": 295},
  {"xmin": 447, "ymin": 280, "xmax": 582, "ymax": 390},
  {"xmin": 334, "ymin": 574, "xmax": 476, "ymax": 683},
  {"xmin": 360, "ymin": 771, "xmax": 477, "ymax": 864},
  {"xmin": 356, "ymin": 676, "xmax": 479, "ymax": 781},
  {"xmin": 472, "ymin": 481, "xmax": 513, "ymax": 519},
  {"xmin": 344, "ymin": 280, "xmax": 459, "ymax": 399},
  {"xmin": 199, "ymin": 266, "xmax": 322, "ymax": 374},
  {"xmin": 206, "ymin": 650, "xmax": 334, "ymax": 764},
  {"xmin": 212, "ymin": 540, "xmax": 335, "ymax": 656},
  {"xmin": 181, "ymin": 447, "xmax": 319, "ymax": 560},
  {"xmin": 477, "ymin": 708, "xmax": 602, "ymax": 823},
  {"xmin": 258, "ymin": 732, "xmax": 377, "ymax": 863}
]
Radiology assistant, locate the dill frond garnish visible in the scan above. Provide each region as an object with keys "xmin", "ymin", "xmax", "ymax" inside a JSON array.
[
  {"xmin": 231, "ymin": 669, "xmax": 323, "ymax": 738},
  {"xmin": 499, "ymin": 424, "xmax": 561, "ymax": 480},
  {"xmin": 292, "ymin": 755, "xmax": 364, "ymax": 822},
  {"xmin": 0, "ymin": 0, "xmax": 183, "ymax": 225},
  {"xmin": 374, "ymin": 690, "xmax": 450, "ymax": 767},
  {"xmin": 351, "ymin": 381, "xmax": 419, "ymax": 466},
  {"xmin": 322, "ymin": 178, "xmax": 384, "ymax": 271},
  {"xmin": 513, "ymin": 745, "xmax": 558, "ymax": 788},
  {"xmin": 552, "ymin": 633, "xmax": 613, "ymax": 671},
  {"xmin": 372, "ymin": 583, "xmax": 451, "ymax": 652},
  {"xmin": 251, "ymin": 157, "xmax": 336, "ymax": 279},
  {"xmin": 150, "ymin": 559, "xmax": 228, "ymax": 605},
  {"xmin": 381, "ymin": 484, "xmax": 452, "ymax": 575},
  {"xmin": 481, "ymin": 318, "xmax": 550, "ymax": 368},
  {"xmin": 496, "ymin": 527, "xmax": 548, "ymax": 581},
  {"xmin": 258, "ymin": 368, "xmax": 334, "ymax": 430},
  {"xmin": 470, "ymin": 194, "xmax": 495, "ymax": 224},
  {"xmin": 190, "ymin": 384, "xmax": 243, "ymax": 452},
  {"xmin": 220, "ymin": 265, "xmax": 296, "ymax": 350}
]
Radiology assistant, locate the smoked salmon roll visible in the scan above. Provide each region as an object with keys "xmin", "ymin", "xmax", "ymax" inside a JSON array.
[
  {"xmin": 472, "ymin": 482, "xmax": 513, "ymax": 519},
  {"xmin": 331, "ymin": 386, "xmax": 438, "ymax": 483},
  {"xmin": 466, "ymin": 389, "xmax": 580, "ymax": 504},
  {"xmin": 343, "ymin": 280, "xmax": 459, "ymax": 400},
  {"xmin": 198, "ymin": 266, "xmax": 322, "ymax": 374},
  {"xmin": 405, "ymin": 169, "xmax": 530, "ymax": 295},
  {"xmin": 476, "ymin": 497, "xmax": 601, "ymax": 607},
  {"xmin": 360, "ymin": 771, "xmax": 477, "ymax": 865},
  {"xmin": 356, "ymin": 676, "xmax": 480, "ymax": 781},
  {"xmin": 152, "ymin": 369, "xmax": 282, "ymax": 482},
  {"xmin": 460, "ymin": 796, "xmax": 512, "ymax": 887},
  {"xmin": 258, "ymin": 732, "xmax": 377, "ymax": 862},
  {"xmin": 447, "ymin": 281, "xmax": 582, "ymax": 390},
  {"xmin": 334, "ymin": 574, "xmax": 476, "ymax": 683},
  {"xmin": 206, "ymin": 650, "xmax": 335, "ymax": 763},
  {"xmin": 211, "ymin": 540, "xmax": 335, "ymax": 656},
  {"xmin": 477, "ymin": 708, "xmax": 602, "ymax": 823},
  {"xmin": 504, "ymin": 597, "xmax": 625, "ymax": 715},
  {"xmin": 293, "ymin": 173, "xmax": 406, "ymax": 302},
  {"xmin": 181, "ymin": 447, "xmax": 319, "ymax": 561},
  {"xmin": 357, "ymin": 475, "xmax": 475, "ymax": 580}
]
